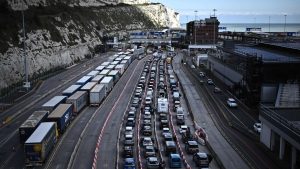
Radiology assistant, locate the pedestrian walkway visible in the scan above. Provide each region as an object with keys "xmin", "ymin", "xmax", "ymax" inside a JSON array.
[{"xmin": 173, "ymin": 53, "xmax": 250, "ymax": 169}]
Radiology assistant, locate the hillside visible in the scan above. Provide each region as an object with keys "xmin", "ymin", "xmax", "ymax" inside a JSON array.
[{"xmin": 0, "ymin": 1, "xmax": 179, "ymax": 92}]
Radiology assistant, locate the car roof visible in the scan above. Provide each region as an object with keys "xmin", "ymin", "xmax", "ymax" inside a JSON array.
[
  {"xmin": 187, "ymin": 141, "xmax": 198, "ymax": 145},
  {"xmin": 228, "ymin": 98, "xmax": 235, "ymax": 101},
  {"xmin": 148, "ymin": 157, "xmax": 158, "ymax": 162},
  {"xmin": 195, "ymin": 152, "xmax": 208, "ymax": 158},
  {"xmin": 166, "ymin": 141, "xmax": 176, "ymax": 146},
  {"xmin": 125, "ymin": 158, "xmax": 135, "ymax": 163},
  {"xmin": 170, "ymin": 153, "xmax": 180, "ymax": 158}
]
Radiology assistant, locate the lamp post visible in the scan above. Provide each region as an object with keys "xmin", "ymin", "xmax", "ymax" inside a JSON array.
[
  {"xmin": 213, "ymin": 9, "xmax": 217, "ymax": 48},
  {"xmin": 194, "ymin": 10, "xmax": 198, "ymax": 45},
  {"xmin": 22, "ymin": 2, "xmax": 29, "ymax": 91},
  {"xmin": 268, "ymin": 16, "xmax": 271, "ymax": 33},
  {"xmin": 284, "ymin": 14, "xmax": 287, "ymax": 34}
]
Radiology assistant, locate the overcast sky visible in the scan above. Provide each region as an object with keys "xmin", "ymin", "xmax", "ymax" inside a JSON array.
[{"xmin": 150, "ymin": 0, "xmax": 300, "ymax": 24}]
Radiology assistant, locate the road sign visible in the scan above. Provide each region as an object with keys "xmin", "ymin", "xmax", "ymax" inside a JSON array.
[{"xmin": 23, "ymin": 82, "xmax": 31, "ymax": 88}]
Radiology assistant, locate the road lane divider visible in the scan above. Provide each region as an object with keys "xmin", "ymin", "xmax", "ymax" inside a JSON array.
[{"xmin": 92, "ymin": 59, "xmax": 143, "ymax": 169}]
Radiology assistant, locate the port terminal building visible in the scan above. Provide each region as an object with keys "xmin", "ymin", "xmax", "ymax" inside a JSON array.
[{"xmin": 207, "ymin": 41, "xmax": 300, "ymax": 169}]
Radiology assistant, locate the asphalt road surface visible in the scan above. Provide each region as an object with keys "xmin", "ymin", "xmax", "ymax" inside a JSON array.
[{"xmin": 0, "ymin": 53, "xmax": 113, "ymax": 169}]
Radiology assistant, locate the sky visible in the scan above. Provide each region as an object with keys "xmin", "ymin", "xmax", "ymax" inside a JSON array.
[{"xmin": 150, "ymin": 0, "xmax": 300, "ymax": 24}]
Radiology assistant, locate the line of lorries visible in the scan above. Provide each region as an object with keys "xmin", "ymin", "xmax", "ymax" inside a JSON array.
[{"xmin": 19, "ymin": 51, "xmax": 136, "ymax": 167}]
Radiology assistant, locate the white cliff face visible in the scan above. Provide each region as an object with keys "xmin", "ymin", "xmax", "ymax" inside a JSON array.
[
  {"xmin": 0, "ymin": 1, "xmax": 180, "ymax": 90},
  {"xmin": 120, "ymin": 0, "xmax": 149, "ymax": 4},
  {"xmin": 137, "ymin": 4, "xmax": 180, "ymax": 28},
  {"xmin": 0, "ymin": 23, "xmax": 100, "ymax": 89},
  {"xmin": 7, "ymin": 0, "xmax": 118, "ymax": 10}
]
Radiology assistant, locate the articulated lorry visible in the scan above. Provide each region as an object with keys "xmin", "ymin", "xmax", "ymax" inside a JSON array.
[
  {"xmin": 24, "ymin": 122, "xmax": 57, "ymax": 167},
  {"xmin": 66, "ymin": 91, "xmax": 88, "ymax": 114},
  {"xmin": 19, "ymin": 111, "xmax": 49, "ymax": 143},
  {"xmin": 46, "ymin": 104, "xmax": 73, "ymax": 134},
  {"xmin": 90, "ymin": 84, "xmax": 106, "ymax": 106}
]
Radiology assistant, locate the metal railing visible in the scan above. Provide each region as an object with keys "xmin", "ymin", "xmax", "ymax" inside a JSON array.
[{"xmin": 260, "ymin": 104, "xmax": 300, "ymax": 141}]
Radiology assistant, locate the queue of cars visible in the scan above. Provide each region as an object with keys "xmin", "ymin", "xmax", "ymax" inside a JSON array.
[
  {"xmin": 121, "ymin": 57, "xmax": 161, "ymax": 169},
  {"xmin": 167, "ymin": 62, "xmax": 214, "ymax": 168},
  {"xmin": 19, "ymin": 51, "xmax": 136, "ymax": 167},
  {"xmin": 121, "ymin": 52, "xmax": 214, "ymax": 169}
]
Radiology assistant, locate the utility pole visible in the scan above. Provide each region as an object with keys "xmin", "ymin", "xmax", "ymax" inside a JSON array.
[
  {"xmin": 213, "ymin": 9, "xmax": 217, "ymax": 48},
  {"xmin": 194, "ymin": 10, "xmax": 198, "ymax": 45},
  {"xmin": 22, "ymin": 2, "xmax": 30, "ymax": 91},
  {"xmin": 284, "ymin": 14, "xmax": 287, "ymax": 34},
  {"xmin": 269, "ymin": 16, "xmax": 271, "ymax": 33}
]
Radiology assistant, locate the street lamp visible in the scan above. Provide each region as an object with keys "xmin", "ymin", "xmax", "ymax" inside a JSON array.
[
  {"xmin": 213, "ymin": 9, "xmax": 217, "ymax": 48},
  {"xmin": 194, "ymin": 10, "xmax": 198, "ymax": 45},
  {"xmin": 284, "ymin": 14, "xmax": 287, "ymax": 34},
  {"xmin": 268, "ymin": 16, "xmax": 271, "ymax": 33},
  {"xmin": 21, "ymin": 2, "xmax": 30, "ymax": 91}
]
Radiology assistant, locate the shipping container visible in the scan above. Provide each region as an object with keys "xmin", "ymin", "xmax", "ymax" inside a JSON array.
[
  {"xmin": 91, "ymin": 75, "xmax": 104, "ymax": 83},
  {"xmin": 62, "ymin": 85, "xmax": 81, "ymax": 96},
  {"xmin": 100, "ymin": 76, "xmax": 114, "ymax": 92},
  {"xmin": 90, "ymin": 84, "xmax": 106, "ymax": 106},
  {"xmin": 87, "ymin": 70, "xmax": 99, "ymax": 77},
  {"xmin": 47, "ymin": 104, "xmax": 73, "ymax": 134},
  {"xmin": 115, "ymin": 64, "xmax": 126, "ymax": 75},
  {"xmin": 101, "ymin": 61, "xmax": 111, "ymax": 67},
  {"xmin": 42, "ymin": 96, "xmax": 67, "ymax": 112},
  {"xmin": 99, "ymin": 69, "xmax": 111, "ymax": 76},
  {"xmin": 95, "ymin": 65, "xmax": 106, "ymax": 71},
  {"xmin": 107, "ymin": 70, "xmax": 120, "ymax": 83},
  {"xmin": 76, "ymin": 76, "xmax": 92, "ymax": 86},
  {"xmin": 24, "ymin": 122, "xmax": 57, "ymax": 166},
  {"xmin": 66, "ymin": 91, "xmax": 88, "ymax": 114},
  {"xmin": 19, "ymin": 111, "xmax": 49, "ymax": 143}
]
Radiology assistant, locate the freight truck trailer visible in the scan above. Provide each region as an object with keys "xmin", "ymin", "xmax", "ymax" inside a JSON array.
[
  {"xmin": 46, "ymin": 104, "xmax": 73, "ymax": 134},
  {"xmin": 66, "ymin": 91, "xmax": 88, "ymax": 114},
  {"xmin": 100, "ymin": 76, "xmax": 114, "ymax": 92},
  {"xmin": 19, "ymin": 111, "xmax": 49, "ymax": 143},
  {"xmin": 24, "ymin": 122, "xmax": 57, "ymax": 166},
  {"xmin": 62, "ymin": 85, "xmax": 81, "ymax": 97},
  {"xmin": 90, "ymin": 84, "xmax": 106, "ymax": 106},
  {"xmin": 42, "ymin": 96, "xmax": 67, "ymax": 112}
]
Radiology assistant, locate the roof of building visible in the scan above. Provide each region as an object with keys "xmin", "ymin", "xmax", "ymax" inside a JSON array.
[
  {"xmin": 234, "ymin": 45, "xmax": 300, "ymax": 63},
  {"xmin": 263, "ymin": 42, "xmax": 300, "ymax": 51}
]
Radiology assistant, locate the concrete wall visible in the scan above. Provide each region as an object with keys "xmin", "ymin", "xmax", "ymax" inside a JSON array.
[
  {"xmin": 261, "ymin": 84, "xmax": 278, "ymax": 103},
  {"xmin": 208, "ymin": 55, "xmax": 243, "ymax": 87}
]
